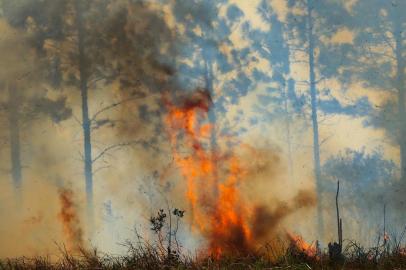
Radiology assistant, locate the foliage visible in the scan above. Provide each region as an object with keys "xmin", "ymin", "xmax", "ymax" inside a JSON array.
[
  {"xmin": 150, "ymin": 209, "xmax": 167, "ymax": 234},
  {"xmin": 149, "ymin": 207, "xmax": 185, "ymax": 263},
  {"xmin": 323, "ymin": 148, "xmax": 397, "ymax": 194}
]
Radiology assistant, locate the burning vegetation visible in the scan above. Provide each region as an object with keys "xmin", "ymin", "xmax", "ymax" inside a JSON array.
[
  {"xmin": 287, "ymin": 232, "xmax": 318, "ymax": 260},
  {"xmin": 163, "ymin": 90, "xmax": 317, "ymax": 257}
]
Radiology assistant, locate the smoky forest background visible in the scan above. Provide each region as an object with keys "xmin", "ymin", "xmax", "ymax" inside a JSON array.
[{"xmin": 0, "ymin": 0, "xmax": 406, "ymax": 261}]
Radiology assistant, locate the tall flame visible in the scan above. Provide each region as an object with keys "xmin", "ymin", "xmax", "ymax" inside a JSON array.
[{"xmin": 163, "ymin": 90, "xmax": 252, "ymax": 256}]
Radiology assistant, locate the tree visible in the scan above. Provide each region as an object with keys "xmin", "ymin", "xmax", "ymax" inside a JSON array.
[
  {"xmin": 243, "ymin": 0, "xmax": 306, "ymax": 181},
  {"xmin": 174, "ymin": 2, "xmax": 253, "ymax": 123},
  {"xmin": 344, "ymin": 0, "xmax": 406, "ymax": 186},
  {"xmin": 285, "ymin": 0, "xmax": 356, "ymax": 237},
  {"xmin": 2, "ymin": 0, "xmax": 177, "ymax": 227},
  {"xmin": 171, "ymin": 0, "xmax": 258, "ymax": 175},
  {"xmin": 323, "ymin": 148, "xmax": 397, "ymax": 241},
  {"xmin": 0, "ymin": 14, "xmax": 71, "ymax": 203}
]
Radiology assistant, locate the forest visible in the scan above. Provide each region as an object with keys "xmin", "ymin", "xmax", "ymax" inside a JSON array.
[{"xmin": 0, "ymin": 0, "xmax": 405, "ymax": 269}]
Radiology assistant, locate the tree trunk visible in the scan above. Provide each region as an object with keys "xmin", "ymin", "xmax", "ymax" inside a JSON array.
[
  {"xmin": 204, "ymin": 59, "xmax": 217, "ymax": 151},
  {"xmin": 393, "ymin": 12, "xmax": 406, "ymax": 185},
  {"xmin": 75, "ymin": 0, "xmax": 94, "ymax": 225},
  {"xmin": 306, "ymin": 0, "xmax": 324, "ymax": 239},
  {"xmin": 8, "ymin": 83, "xmax": 22, "ymax": 204},
  {"xmin": 204, "ymin": 58, "xmax": 218, "ymax": 185},
  {"xmin": 284, "ymin": 78, "xmax": 295, "ymax": 182}
]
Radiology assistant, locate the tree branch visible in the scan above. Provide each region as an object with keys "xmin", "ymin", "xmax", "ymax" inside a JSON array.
[
  {"xmin": 291, "ymin": 60, "xmax": 310, "ymax": 65},
  {"xmin": 73, "ymin": 114, "xmax": 82, "ymax": 126},
  {"xmin": 92, "ymin": 140, "xmax": 157, "ymax": 164},
  {"xmin": 320, "ymin": 133, "xmax": 334, "ymax": 146},
  {"xmin": 315, "ymin": 77, "xmax": 326, "ymax": 84},
  {"xmin": 93, "ymin": 165, "xmax": 112, "ymax": 175},
  {"xmin": 90, "ymin": 93, "xmax": 151, "ymax": 123}
]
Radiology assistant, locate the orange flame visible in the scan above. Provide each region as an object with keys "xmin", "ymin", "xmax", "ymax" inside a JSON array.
[
  {"xmin": 58, "ymin": 188, "xmax": 83, "ymax": 252},
  {"xmin": 287, "ymin": 232, "xmax": 318, "ymax": 259},
  {"xmin": 163, "ymin": 90, "xmax": 317, "ymax": 257},
  {"xmin": 163, "ymin": 90, "xmax": 252, "ymax": 256}
]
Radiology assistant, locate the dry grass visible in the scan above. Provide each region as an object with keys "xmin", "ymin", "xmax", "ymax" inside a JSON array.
[{"xmin": 1, "ymin": 239, "xmax": 406, "ymax": 270}]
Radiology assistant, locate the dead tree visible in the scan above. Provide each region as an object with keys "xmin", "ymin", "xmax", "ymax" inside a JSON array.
[
  {"xmin": 383, "ymin": 203, "xmax": 389, "ymax": 254},
  {"xmin": 328, "ymin": 180, "xmax": 343, "ymax": 260},
  {"xmin": 336, "ymin": 180, "xmax": 343, "ymax": 248}
]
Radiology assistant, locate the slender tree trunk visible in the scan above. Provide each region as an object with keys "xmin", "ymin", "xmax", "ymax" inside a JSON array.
[
  {"xmin": 204, "ymin": 59, "xmax": 218, "ymax": 178},
  {"xmin": 203, "ymin": 57, "xmax": 222, "ymax": 224},
  {"xmin": 393, "ymin": 14, "xmax": 406, "ymax": 184},
  {"xmin": 202, "ymin": 32, "xmax": 217, "ymax": 158},
  {"xmin": 306, "ymin": 0, "xmax": 324, "ymax": 239},
  {"xmin": 75, "ymin": 0, "xmax": 94, "ymax": 225},
  {"xmin": 283, "ymin": 78, "xmax": 294, "ymax": 182},
  {"xmin": 204, "ymin": 59, "xmax": 217, "ymax": 151},
  {"xmin": 8, "ymin": 83, "xmax": 22, "ymax": 204}
]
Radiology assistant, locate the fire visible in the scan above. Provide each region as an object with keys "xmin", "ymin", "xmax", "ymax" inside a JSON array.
[
  {"xmin": 58, "ymin": 188, "xmax": 83, "ymax": 252},
  {"xmin": 163, "ymin": 90, "xmax": 317, "ymax": 257},
  {"xmin": 287, "ymin": 232, "xmax": 318, "ymax": 259},
  {"xmin": 163, "ymin": 90, "xmax": 253, "ymax": 256}
]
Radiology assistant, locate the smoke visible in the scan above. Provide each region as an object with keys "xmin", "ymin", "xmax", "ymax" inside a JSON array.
[
  {"xmin": 208, "ymin": 190, "xmax": 317, "ymax": 256},
  {"xmin": 251, "ymin": 191, "xmax": 317, "ymax": 241},
  {"xmin": 0, "ymin": 179, "xmax": 65, "ymax": 258},
  {"xmin": 0, "ymin": 0, "xmax": 376, "ymax": 259},
  {"xmin": 0, "ymin": 0, "xmax": 312, "ymax": 257},
  {"xmin": 0, "ymin": 0, "xmax": 179, "ymax": 257}
]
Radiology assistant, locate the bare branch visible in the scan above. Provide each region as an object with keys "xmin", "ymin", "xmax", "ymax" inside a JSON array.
[
  {"xmin": 257, "ymin": 5, "xmax": 272, "ymax": 24},
  {"xmin": 376, "ymin": 18, "xmax": 396, "ymax": 53},
  {"xmin": 87, "ymin": 75, "xmax": 109, "ymax": 88},
  {"xmin": 259, "ymin": 43, "xmax": 271, "ymax": 55},
  {"xmin": 94, "ymin": 165, "xmax": 112, "ymax": 175},
  {"xmin": 289, "ymin": 47, "xmax": 308, "ymax": 53},
  {"xmin": 76, "ymin": 150, "xmax": 84, "ymax": 162},
  {"xmin": 92, "ymin": 140, "xmax": 156, "ymax": 164},
  {"xmin": 90, "ymin": 94, "xmax": 150, "ymax": 123},
  {"xmin": 295, "ymin": 80, "xmax": 311, "ymax": 85},
  {"xmin": 73, "ymin": 114, "xmax": 82, "ymax": 126},
  {"xmin": 315, "ymin": 77, "xmax": 326, "ymax": 84},
  {"xmin": 320, "ymin": 133, "xmax": 334, "ymax": 146},
  {"xmin": 380, "ymin": 32, "xmax": 396, "ymax": 54},
  {"xmin": 291, "ymin": 60, "xmax": 310, "ymax": 65},
  {"xmin": 366, "ymin": 49, "xmax": 396, "ymax": 60}
]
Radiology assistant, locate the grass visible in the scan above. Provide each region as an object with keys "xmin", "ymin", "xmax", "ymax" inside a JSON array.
[{"xmin": 1, "ymin": 239, "xmax": 406, "ymax": 270}]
